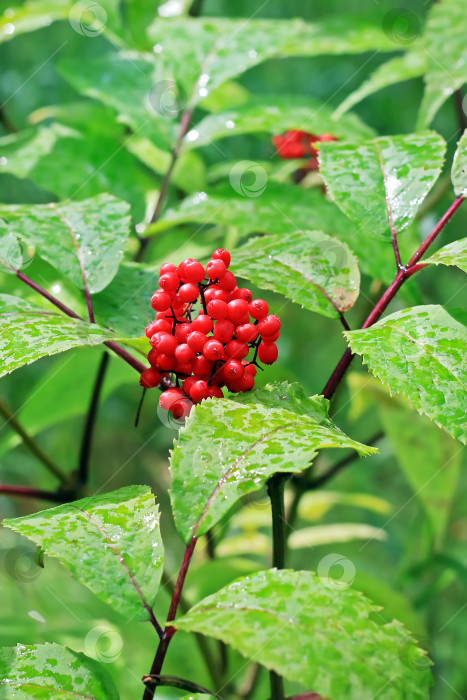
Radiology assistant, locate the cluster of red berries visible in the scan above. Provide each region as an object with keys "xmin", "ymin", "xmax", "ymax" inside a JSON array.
[
  {"xmin": 272, "ymin": 130, "xmax": 337, "ymax": 161},
  {"xmin": 140, "ymin": 248, "xmax": 281, "ymax": 419}
]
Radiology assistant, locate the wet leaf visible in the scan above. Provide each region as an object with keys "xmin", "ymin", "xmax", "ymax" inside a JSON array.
[
  {"xmin": 186, "ymin": 95, "xmax": 374, "ymax": 149},
  {"xmin": 345, "ymin": 305, "xmax": 467, "ymax": 444},
  {"xmin": 230, "ymin": 230, "xmax": 360, "ymax": 317},
  {"xmin": 417, "ymin": 0, "xmax": 467, "ymax": 128},
  {"xmin": 334, "ymin": 51, "xmax": 427, "ymax": 118},
  {"xmin": 451, "ymin": 130, "xmax": 467, "ymax": 197},
  {"xmin": 0, "ymin": 294, "xmax": 115, "ymax": 379},
  {"xmin": 0, "ymin": 194, "xmax": 131, "ymax": 294},
  {"xmin": 0, "ymin": 643, "xmax": 119, "ymax": 699},
  {"xmin": 4, "ymin": 486, "xmax": 164, "ymax": 621},
  {"xmin": 0, "ymin": 0, "xmax": 70, "ymax": 44},
  {"xmin": 170, "ymin": 382, "xmax": 376, "ymax": 543},
  {"xmin": 174, "ymin": 569, "xmax": 432, "ymax": 699},
  {"xmin": 424, "ymin": 238, "xmax": 467, "ymax": 273},
  {"xmin": 319, "ymin": 132, "xmax": 446, "ymax": 239}
]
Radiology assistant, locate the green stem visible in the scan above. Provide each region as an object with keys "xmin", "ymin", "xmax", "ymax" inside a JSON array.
[
  {"xmin": 267, "ymin": 475, "xmax": 287, "ymax": 700},
  {"xmin": 0, "ymin": 400, "xmax": 68, "ymax": 484}
]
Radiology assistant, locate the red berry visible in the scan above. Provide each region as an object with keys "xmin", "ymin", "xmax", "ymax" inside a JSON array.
[
  {"xmin": 159, "ymin": 263, "xmax": 177, "ymax": 276},
  {"xmin": 249, "ymin": 299, "xmax": 269, "ymax": 320},
  {"xmin": 243, "ymin": 362, "xmax": 257, "ymax": 376},
  {"xmin": 187, "ymin": 331, "xmax": 208, "ymax": 353},
  {"xmin": 175, "ymin": 323, "xmax": 191, "ymax": 343},
  {"xmin": 157, "ymin": 353, "xmax": 176, "ymax": 371},
  {"xmin": 190, "ymin": 380, "xmax": 209, "ymax": 403},
  {"xmin": 258, "ymin": 314, "xmax": 281, "ymax": 337},
  {"xmin": 207, "ymin": 299, "xmax": 229, "ymax": 320},
  {"xmin": 207, "ymin": 386, "xmax": 224, "ymax": 399},
  {"xmin": 175, "ymin": 343, "xmax": 195, "ymax": 363},
  {"xmin": 203, "ymin": 338, "xmax": 224, "ymax": 361},
  {"xmin": 213, "ymin": 319, "xmax": 235, "ymax": 343},
  {"xmin": 140, "ymin": 368, "xmax": 162, "ymax": 388},
  {"xmin": 147, "ymin": 318, "xmax": 171, "ymax": 336},
  {"xmin": 178, "ymin": 282, "xmax": 200, "ymax": 302},
  {"xmin": 177, "ymin": 258, "xmax": 193, "ymax": 280},
  {"xmin": 204, "ymin": 287, "xmax": 216, "ymax": 304},
  {"xmin": 183, "ymin": 376, "xmax": 197, "ymax": 394},
  {"xmin": 232, "ymin": 287, "xmax": 253, "ymax": 303},
  {"xmin": 211, "ymin": 289, "xmax": 231, "ymax": 303},
  {"xmin": 156, "ymin": 333, "xmax": 178, "ymax": 356},
  {"xmin": 159, "ymin": 271, "xmax": 179, "ymax": 292},
  {"xmin": 151, "ymin": 290, "xmax": 171, "ymax": 311},
  {"xmin": 192, "ymin": 355, "xmax": 212, "ymax": 380},
  {"xmin": 262, "ymin": 329, "xmax": 280, "ymax": 342},
  {"xmin": 171, "ymin": 398, "xmax": 192, "ymax": 420},
  {"xmin": 235, "ymin": 323, "xmax": 259, "ymax": 342},
  {"xmin": 175, "ymin": 361, "xmax": 193, "ymax": 376},
  {"xmin": 191, "ymin": 314, "xmax": 213, "ymax": 334},
  {"xmin": 159, "ymin": 388, "xmax": 184, "ymax": 410},
  {"xmin": 184, "ymin": 260, "xmax": 205, "ymax": 284},
  {"xmin": 258, "ymin": 342, "xmax": 278, "ymax": 364},
  {"xmin": 212, "ymin": 248, "xmax": 231, "ymax": 267},
  {"xmin": 227, "ymin": 299, "xmax": 249, "ymax": 323},
  {"xmin": 224, "ymin": 359, "xmax": 244, "ymax": 380},
  {"xmin": 147, "ymin": 349, "xmax": 160, "ymax": 367},
  {"xmin": 206, "ymin": 258, "xmax": 227, "ymax": 280},
  {"xmin": 226, "ymin": 339, "xmax": 249, "ymax": 359},
  {"xmin": 217, "ymin": 270, "xmax": 236, "ymax": 291}
]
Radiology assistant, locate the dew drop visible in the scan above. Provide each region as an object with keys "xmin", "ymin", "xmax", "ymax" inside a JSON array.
[
  {"xmin": 186, "ymin": 129, "xmax": 199, "ymax": 142},
  {"xmin": 225, "ymin": 120, "xmax": 235, "ymax": 129},
  {"xmin": 0, "ymin": 156, "xmax": 7, "ymax": 165},
  {"xmin": 153, "ymin": 43, "xmax": 163, "ymax": 53},
  {"xmin": 3, "ymin": 22, "xmax": 15, "ymax": 34}
]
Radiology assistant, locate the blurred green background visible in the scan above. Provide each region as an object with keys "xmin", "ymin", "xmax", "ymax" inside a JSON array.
[{"xmin": 0, "ymin": 1, "xmax": 466, "ymax": 698}]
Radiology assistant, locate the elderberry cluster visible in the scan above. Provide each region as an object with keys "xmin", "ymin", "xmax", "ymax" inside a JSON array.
[{"xmin": 140, "ymin": 248, "xmax": 280, "ymax": 419}]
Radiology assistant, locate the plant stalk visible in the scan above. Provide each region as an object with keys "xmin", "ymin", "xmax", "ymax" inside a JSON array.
[
  {"xmin": 322, "ymin": 196, "xmax": 464, "ymax": 399},
  {"xmin": 78, "ymin": 351, "xmax": 110, "ymax": 486}
]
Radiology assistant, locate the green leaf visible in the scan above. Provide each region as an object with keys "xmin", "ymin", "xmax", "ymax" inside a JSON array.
[
  {"xmin": 417, "ymin": 0, "xmax": 467, "ymax": 128},
  {"xmin": 170, "ymin": 382, "xmax": 376, "ymax": 543},
  {"xmin": 0, "ymin": 124, "xmax": 154, "ymax": 221},
  {"xmin": 0, "ymin": 194, "xmax": 131, "ymax": 294},
  {"xmin": 319, "ymin": 132, "xmax": 446, "ymax": 239},
  {"xmin": 3, "ymin": 486, "xmax": 164, "ymax": 621},
  {"xmin": 0, "ymin": 643, "xmax": 119, "ymax": 699},
  {"xmin": 297, "ymin": 490, "xmax": 392, "ymax": 521},
  {"xmin": 424, "ymin": 238, "xmax": 467, "ymax": 274},
  {"xmin": 186, "ymin": 95, "xmax": 374, "ymax": 149},
  {"xmin": 452, "ymin": 130, "xmax": 467, "ymax": 197},
  {"xmin": 334, "ymin": 51, "xmax": 427, "ymax": 118},
  {"xmin": 231, "ymin": 231, "xmax": 360, "ymax": 318},
  {"xmin": 148, "ymin": 16, "xmax": 403, "ymax": 108},
  {"xmin": 150, "ymin": 182, "xmax": 415, "ymax": 285},
  {"xmin": 174, "ymin": 569, "xmax": 432, "ymax": 699},
  {"xmin": 347, "ymin": 373, "xmax": 463, "ymax": 547},
  {"xmin": 0, "ymin": 0, "xmax": 70, "ymax": 43},
  {"xmin": 0, "ymin": 294, "xmax": 114, "ymax": 379},
  {"xmin": 288, "ymin": 523, "xmax": 387, "ymax": 548},
  {"xmin": 58, "ymin": 51, "xmax": 178, "ymax": 150},
  {"xmin": 345, "ymin": 305, "xmax": 467, "ymax": 444}
]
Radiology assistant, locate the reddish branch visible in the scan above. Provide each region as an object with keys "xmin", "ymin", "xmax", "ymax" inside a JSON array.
[{"xmin": 322, "ymin": 196, "xmax": 464, "ymax": 399}]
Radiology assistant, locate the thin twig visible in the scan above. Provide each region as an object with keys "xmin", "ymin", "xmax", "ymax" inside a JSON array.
[
  {"xmin": 267, "ymin": 475, "xmax": 287, "ymax": 700},
  {"xmin": 0, "ymin": 400, "xmax": 68, "ymax": 483},
  {"xmin": 0, "ymin": 484, "xmax": 66, "ymax": 502},
  {"xmin": 78, "ymin": 352, "xmax": 110, "ymax": 486},
  {"xmin": 321, "ymin": 196, "xmax": 464, "ymax": 399}
]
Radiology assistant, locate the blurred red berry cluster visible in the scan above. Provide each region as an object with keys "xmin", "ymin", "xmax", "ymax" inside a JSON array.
[
  {"xmin": 272, "ymin": 130, "xmax": 337, "ymax": 172},
  {"xmin": 140, "ymin": 248, "xmax": 281, "ymax": 420}
]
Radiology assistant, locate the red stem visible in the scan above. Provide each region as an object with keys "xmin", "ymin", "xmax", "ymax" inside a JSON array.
[
  {"xmin": 142, "ymin": 537, "xmax": 198, "ymax": 700},
  {"xmin": 0, "ymin": 484, "xmax": 65, "ymax": 502},
  {"xmin": 16, "ymin": 270, "xmax": 146, "ymax": 374},
  {"xmin": 322, "ymin": 196, "xmax": 464, "ymax": 400}
]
